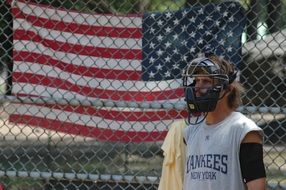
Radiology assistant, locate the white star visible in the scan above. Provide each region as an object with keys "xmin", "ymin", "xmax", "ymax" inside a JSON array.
[
  {"xmin": 150, "ymin": 27, "xmax": 155, "ymax": 34},
  {"xmin": 173, "ymin": 34, "xmax": 179, "ymax": 40},
  {"xmin": 181, "ymin": 25, "xmax": 187, "ymax": 31},
  {"xmin": 157, "ymin": 19, "xmax": 163, "ymax": 26},
  {"xmin": 190, "ymin": 47, "xmax": 196, "ymax": 53},
  {"xmin": 182, "ymin": 10, "xmax": 188, "ymax": 17},
  {"xmin": 216, "ymin": 5, "xmax": 221, "ymax": 12},
  {"xmin": 223, "ymin": 11, "xmax": 228, "ymax": 17},
  {"xmin": 156, "ymin": 63, "xmax": 163, "ymax": 70},
  {"xmin": 219, "ymin": 39, "xmax": 225, "ymax": 45},
  {"xmin": 156, "ymin": 49, "xmax": 164, "ymax": 56},
  {"xmin": 230, "ymin": 3, "xmax": 236, "ymax": 8},
  {"xmin": 205, "ymin": 31, "xmax": 211, "ymax": 36},
  {"xmin": 198, "ymin": 8, "xmax": 204, "ymax": 15},
  {"xmin": 150, "ymin": 13, "xmax": 156, "ymax": 19},
  {"xmin": 164, "ymin": 56, "xmax": 171, "ymax": 62},
  {"xmin": 149, "ymin": 42, "xmax": 155, "ymax": 49},
  {"xmin": 166, "ymin": 12, "xmax": 172, "ymax": 18},
  {"xmin": 173, "ymin": 63, "xmax": 179, "ymax": 69},
  {"xmin": 149, "ymin": 56, "xmax": 155, "ymax": 63},
  {"xmin": 165, "ymin": 41, "xmax": 171, "ymax": 48},
  {"xmin": 229, "ymin": 16, "xmax": 234, "ymax": 22},
  {"xmin": 182, "ymin": 55, "xmax": 187, "ymax": 61},
  {"xmin": 205, "ymin": 44, "xmax": 211, "ymax": 49},
  {"xmin": 149, "ymin": 71, "xmax": 155, "ymax": 78},
  {"xmin": 227, "ymin": 31, "xmax": 233, "ymax": 37},
  {"xmin": 198, "ymin": 23, "xmax": 204, "ymax": 30},
  {"xmin": 206, "ymin": 15, "xmax": 212, "ymax": 21},
  {"xmin": 173, "ymin": 18, "xmax": 179, "ymax": 25},
  {"xmin": 165, "ymin": 26, "xmax": 171, "ymax": 33},
  {"xmin": 227, "ymin": 46, "xmax": 233, "ymax": 52},
  {"xmin": 190, "ymin": 31, "xmax": 196, "ymax": 38},
  {"xmin": 189, "ymin": 16, "xmax": 196, "ymax": 23},
  {"xmin": 215, "ymin": 20, "xmax": 220, "ymax": 26},
  {"xmin": 221, "ymin": 25, "xmax": 226, "ymax": 31},
  {"xmin": 198, "ymin": 38, "xmax": 204, "ymax": 44},
  {"xmin": 173, "ymin": 48, "xmax": 179, "ymax": 54},
  {"xmin": 164, "ymin": 70, "xmax": 171, "ymax": 78},
  {"xmin": 157, "ymin": 34, "xmax": 163, "ymax": 41},
  {"xmin": 181, "ymin": 40, "xmax": 187, "ymax": 46}
]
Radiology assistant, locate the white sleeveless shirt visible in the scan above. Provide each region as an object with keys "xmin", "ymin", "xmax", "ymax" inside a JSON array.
[{"xmin": 183, "ymin": 112, "xmax": 263, "ymax": 190}]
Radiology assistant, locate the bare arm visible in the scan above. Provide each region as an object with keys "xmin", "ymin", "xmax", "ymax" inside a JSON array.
[{"xmin": 246, "ymin": 178, "xmax": 266, "ymax": 190}]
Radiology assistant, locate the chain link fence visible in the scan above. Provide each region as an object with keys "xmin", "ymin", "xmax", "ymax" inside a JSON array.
[{"xmin": 0, "ymin": 0, "xmax": 285, "ymax": 189}]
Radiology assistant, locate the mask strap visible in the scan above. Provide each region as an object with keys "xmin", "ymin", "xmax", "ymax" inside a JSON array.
[
  {"xmin": 187, "ymin": 112, "xmax": 208, "ymax": 125},
  {"xmin": 228, "ymin": 71, "xmax": 237, "ymax": 84}
]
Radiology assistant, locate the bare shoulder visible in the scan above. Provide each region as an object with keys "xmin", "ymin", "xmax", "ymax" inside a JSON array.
[{"xmin": 242, "ymin": 131, "xmax": 263, "ymax": 144}]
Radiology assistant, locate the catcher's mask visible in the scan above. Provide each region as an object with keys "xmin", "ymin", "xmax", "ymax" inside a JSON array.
[{"xmin": 182, "ymin": 57, "xmax": 236, "ymax": 123}]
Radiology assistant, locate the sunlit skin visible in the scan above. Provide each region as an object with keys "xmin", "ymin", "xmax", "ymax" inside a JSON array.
[
  {"xmin": 194, "ymin": 76, "xmax": 213, "ymax": 97},
  {"xmin": 194, "ymin": 75, "xmax": 266, "ymax": 190}
]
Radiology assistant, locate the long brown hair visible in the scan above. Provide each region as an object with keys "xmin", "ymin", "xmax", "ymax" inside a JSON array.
[{"xmin": 208, "ymin": 55, "xmax": 245, "ymax": 110}]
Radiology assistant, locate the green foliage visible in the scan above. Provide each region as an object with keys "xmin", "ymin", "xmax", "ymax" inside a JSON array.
[
  {"xmin": 0, "ymin": 177, "xmax": 43, "ymax": 190},
  {"xmin": 33, "ymin": 0, "xmax": 185, "ymax": 13},
  {"xmin": 0, "ymin": 2, "xmax": 12, "ymax": 77}
]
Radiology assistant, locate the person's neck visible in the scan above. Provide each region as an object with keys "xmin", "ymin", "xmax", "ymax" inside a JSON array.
[{"xmin": 205, "ymin": 103, "xmax": 233, "ymax": 125}]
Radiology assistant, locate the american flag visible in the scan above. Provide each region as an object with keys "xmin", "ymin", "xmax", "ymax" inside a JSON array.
[{"xmin": 9, "ymin": 0, "xmax": 245, "ymax": 142}]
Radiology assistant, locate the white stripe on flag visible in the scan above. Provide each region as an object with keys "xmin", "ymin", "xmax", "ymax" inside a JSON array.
[
  {"xmin": 13, "ymin": 40, "xmax": 142, "ymax": 71},
  {"xmin": 16, "ymin": 1, "xmax": 142, "ymax": 28},
  {"xmin": 14, "ymin": 19, "xmax": 142, "ymax": 49}
]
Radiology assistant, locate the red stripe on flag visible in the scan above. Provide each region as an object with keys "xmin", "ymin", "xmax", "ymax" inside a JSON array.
[
  {"xmin": 9, "ymin": 114, "xmax": 167, "ymax": 142},
  {"xmin": 16, "ymin": 103, "xmax": 187, "ymax": 121},
  {"xmin": 13, "ymin": 72, "xmax": 184, "ymax": 101},
  {"xmin": 14, "ymin": 51, "xmax": 141, "ymax": 80},
  {"xmin": 6, "ymin": 0, "xmax": 12, "ymax": 4},
  {"xmin": 12, "ymin": 8, "xmax": 142, "ymax": 39},
  {"xmin": 14, "ymin": 30, "xmax": 142, "ymax": 60}
]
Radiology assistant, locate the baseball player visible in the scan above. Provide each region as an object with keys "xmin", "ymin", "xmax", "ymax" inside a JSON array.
[{"xmin": 182, "ymin": 55, "xmax": 266, "ymax": 190}]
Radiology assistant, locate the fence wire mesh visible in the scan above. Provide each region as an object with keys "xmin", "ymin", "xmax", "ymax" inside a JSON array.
[{"xmin": 0, "ymin": 0, "xmax": 285, "ymax": 190}]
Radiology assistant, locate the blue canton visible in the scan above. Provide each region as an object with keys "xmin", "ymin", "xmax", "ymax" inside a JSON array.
[{"xmin": 141, "ymin": 2, "xmax": 246, "ymax": 81}]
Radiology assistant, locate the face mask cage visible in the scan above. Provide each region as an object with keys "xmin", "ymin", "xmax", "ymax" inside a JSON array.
[
  {"xmin": 182, "ymin": 58, "xmax": 230, "ymax": 124},
  {"xmin": 183, "ymin": 76, "xmax": 226, "ymax": 112},
  {"xmin": 182, "ymin": 58, "xmax": 230, "ymax": 88}
]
